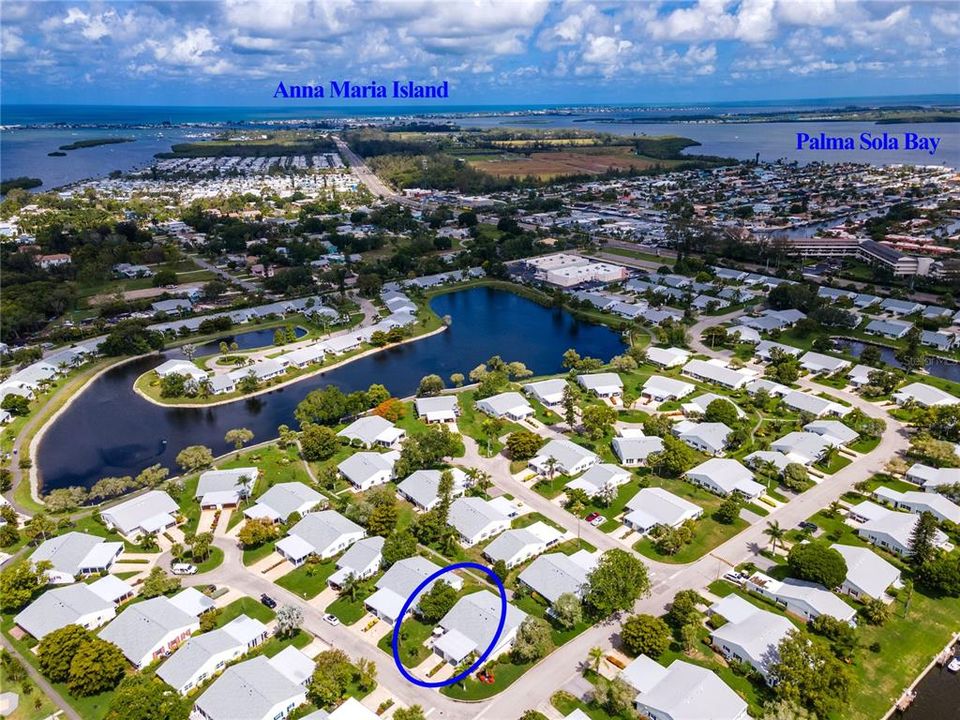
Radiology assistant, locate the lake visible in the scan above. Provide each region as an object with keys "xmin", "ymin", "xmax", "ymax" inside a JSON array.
[
  {"xmin": 37, "ymin": 287, "xmax": 625, "ymax": 492},
  {"xmin": 834, "ymin": 340, "xmax": 960, "ymax": 383}
]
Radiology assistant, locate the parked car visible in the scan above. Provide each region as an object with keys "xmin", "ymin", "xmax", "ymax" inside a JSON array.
[
  {"xmin": 171, "ymin": 563, "xmax": 198, "ymax": 575},
  {"xmin": 585, "ymin": 512, "xmax": 603, "ymax": 527},
  {"xmin": 798, "ymin": 521, "xmax": 818, "ymax": 532},
  {"xmin": 323, "ymin": 613, "xmax": 341, "ymax": 626},
  {"xmin": 260, "ymin": 593, "xmax": 277, "ymax": 609}
]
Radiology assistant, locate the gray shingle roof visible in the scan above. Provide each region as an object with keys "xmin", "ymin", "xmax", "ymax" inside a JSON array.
[
  {"xmin": 99, "ymin": 597, "xmax": 197, "ymax": 664},
  {"xmin": 194, "ymin": 655, "xmax": 304, "ymax": 720},
  {"xmin": 30, "ymin": 532, "xmax": 122, "ymax": 577},
  {"xmin": 14, "ymin": 583, "xmax": 113, "ymax": 640}
]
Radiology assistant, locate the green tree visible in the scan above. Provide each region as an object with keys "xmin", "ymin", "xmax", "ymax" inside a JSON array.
[
  {"xmin": 714, "ymin": 496, "xmax": 741, "ymax": 525},
  {"xmin": 511, "ymin": 616, "xmax": 553, "ymax": 663},
  {"xmin": 908, "ymin": 511, "xmax": 940, "ymax": 567},
  {"xmin": 764, "ymin": 520, "xmax": 787, "ymax": 553},
  {"xmin": 587, "ymin": 646, "xmax": 605, "ymax": 673},
  {"xmin": 417, "ymin": 580, "xmax": 457, "ymax": 622},
  {"xmin": 175, "ymin": 445, "xmax": 213, "ymax": 473},
  {"xmin": 382, "ymin": 528, "xmax": 417, "ymax": 567},
  {"xmin": 505, "ymin": 430, "xmax": 544, "ymax": 460},
  {"xmin": 237, "ymin": 518, "xmax": 278, "ymax": 548},
  {"xmin": 393, "ymin": 706, "xmax": 427, "ymax": 720},
  {"xmin": 0, "ymin": 560, "xmax": 51, "ymax": 612},
  {"xmin": 581, "ymin": 404, "xmax": 617, "ymax": 440},
  {"xmin": 704, "ymin": 398, "xmax": 740, "ymax": 425},
  {"xmin": 300, "ymin": 423, "xmax": 339, "ymax": 461},
  {"xmin": 772, "ymin": 630, "xmax": 850, "ymax": 717},
  {"xmin": 68, "ymin": 637, "xmax": 126, "ymax": 696},
  {"xmin": 224, "ymin": 427, "xmax": 254, "ymax": 455},
  {"xmin": 648, "ymin": 435, "xmax": 698, "ymax": 477},
  {"xmin": 584, "ymin": 549, "xmax": 651, "ymax": 617},
  {"xmin": 593, "ymin": 676, "xmax": 637, "ymax": 717},
  {"xmin": 450, "ymin": 373, "xmax": 465, "ymax": 387},
  {"xmin": 620, "ymin": 614, "xmax": 671, "ymax": 658},
  {"xmin": 140, "ymin": 566, "xmax": 181, "ymax": 598},
  {"xmin": 105, "ymin": 674, "xmax": 191, "ymax": 720},
  {"xmin": 295, "ymin": 386, "xmax": 349, "ymax": 426},
  {"xmin": 307, "ymin": 649, "xmax": 355, "ymax": 707},
  {"xmin": 492, "ymin": 559, "xmax": 509, "ymax": 583},
  {"xmin": 782, "ymin": 463, "xmax": 810, "ymax": 491},
  {"xmin": 366, "ymin": 384, "xmax": 390, "ymax": 407},
  {"xmin": 417, "ymin": 374, "xmax": 445, "ymax": 397},
  {"xmin": 1, "ymin": 395, "xmax": 30, "ymax": 416},
  {"xmin": 861, "ymin": 597, "xmax": 890, "ymax": 625},
  {"xmin": 787, "ymin": 542, "xmax": 848, "ymax": 588},
  {"xmin": 38, "ymin": 625, "xmax": 92, "ymax": 682},
  {"xmin": 552, "ymin": 592, "xmax": 583, "ymax": 630},
  {"xmin": 367, "ymin": 498, "xmax": 399, "ymax": 537},
  {"xmin": 665, "ymin": 589, "xmax": 703, "ymax": 629}
]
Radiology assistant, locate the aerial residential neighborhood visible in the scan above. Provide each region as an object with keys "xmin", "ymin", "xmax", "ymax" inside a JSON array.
[{"xmin": 2, "ymin": 3, "xmax": 960, "ymax": 720}]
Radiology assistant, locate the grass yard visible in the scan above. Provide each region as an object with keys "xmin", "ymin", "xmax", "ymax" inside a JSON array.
[
  {"xmin": 257, "ymin": 629, "xmax": 312, "ymax": 658},
  {"xmin": 1, "ymin": 663, "xmax": 59, "ymax": 720},
  {"xmin": 551, "ymin": 691, "xmax": 619, "ymax": 720},
  {"xmin": 815, "ymin": 453, "xmax": 853, "ymax": 474},
  {"xmin": 325, "ymin": 577, "xmax": 379, "ymax": 625},
  {"xmin": 276, "ymin": 558, "xmax": 337, "ymax": 599},
  {"xmin": 215, "ymin": 596, "xmax": 276, "ymax": 626},
  {"xmin": 440, "ymin": 657, "xmax": 533, "ymax": 700},
  {"xmin": 242, "ymin": 540, "xmax": 278, "ymax": 566},
  {"xmin": 377, "ymin": 617, "xmax": 434, "ymax": 667},
  {"xmin": 189, "ymin": 546, "xmax": 224, "ymax": 573},
  {"xmin": 455, "ymin": 391, "xmax": 524, "ymax": 457},
  {"xmin": 849, "ymin": 436, "xmax": 881, "ymax": 454}
]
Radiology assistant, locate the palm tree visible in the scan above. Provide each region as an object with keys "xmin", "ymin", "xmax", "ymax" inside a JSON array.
[
  {"xmin": 570, "ymin": 498, "xmax": 585, "ymax": 545},
  {"xmin": 170, "ymin": 542, "xmax": 185, "ymax": 561},
  {"xmin": 545, "ymin": 456, "xmax": 559, "ymax": 483},
  {"xmin": 763, "ymin": 520, "xmax": 786, "ymax": 553},
  {"xmin": 341, "ymin": 572, "xmax": 360, "ymax": 602},
  {"xmin": 587, "ymin": 646, "xmax": 605, "ymax": 673}
]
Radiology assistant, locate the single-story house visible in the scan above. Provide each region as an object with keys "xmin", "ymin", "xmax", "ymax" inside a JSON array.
[
  {"xmin": 905, "ymin": 463, "xmax": 960, "ymax": 492},
  {"xmin": 623, "ymin": 487, "xmax": 703, "ymax": 535},
  {"xmin": 566, "ymin": 463, "xmax": 631, "ymax": 497},
  {"xmin": 195, "ymin": 467, "xmax": 257, "ymax": 508},
  {"xmin": 782, "ymin": 391, "xmax": 850, "ymax": 417},
  {"xmin": 99, "ymin": 596, "xmax": 200, "ymax": 668},
  {"xmin": 745, "ymin": 379, "xmax": 790, "ymax": 397},
  {"xmin": 328, "ymin": 536, "xmax": 385, "ymax": 589},
  {"xmin": 364, "ymin": 556, "xmax": 463, "ymax": 625},
  {"xmin": 100, "ymin": 490, "xmax": 178, "ymax": 538},
  {"xmin": 475, "ymin": 392, "xmax": 535, "ymax": 421},
  {"xmin": 686, "ymin": 458, "xmax": 764, "ymax": 499},
  {"xmin": 855, "ymin": 502, "xmax": 952, "ymax": 557},
  {"xmin": 645, "ymin": 346, "xmax": 690, "ymax": 368},
  {"xmin": 682, "ymin": 359, "xmax": 755, "ymax": 390},
  {"xmin": 831, "ymin": 544, "xmax": 901, "ymax": 601},
  {"xmin": 14, "ymin": 577, "xmax": 127, "ymax": 640},
  {"xmin": 516, "ymin": 550, "xmax": 599, "ymax": 604},
  {"xmin": 708, "ymin": 595, "xmax": 793, "ymax": 681},
  {"xmin": 482, "ymin": 521, "xmax": 564, "ymax": 568},
  {"xmin": 676, "ymin": 421, "xmax": 732, "ymax": 456},
  {"xmin": 29, "ymin": 531, "xmax": 123, "ymax": 584},
  {"xmin": 244, "ymin": 482, "xmax": 324, "ymax": 523},
  {"xmin": 800, "ymin": 351, "xmax": 850, "ymax": 375},
  {"xmin": 577, "ymin": 372, "xmax": 624, "ymax": 398},
  {"xmin": 433, "ymin": 591, "xmax": 527, "ymax": 665},
  {"xmin": 744, "ymin": 450, "xmax": 793, "ymax": 475},
  {"xmin": 745, "ymin": 572, "xmax": 856, "ymax": 623},
  {"xmin": 414, "ymin": 395, "xmax": 459, "ymax": 424},
  {"xmin": 620, "ymin": 655, "xmax": 748, "ymax": 720},
  {"xmin": 529, "ymin": 438, "xmax": 599, "ymax": 477},
  {"xmin": 873, "ymin": 487, "xmax": 960, "ymax": 524},
  {"xmin": 641, "ymin": 376, "xmax": 695, "ymax": 402},
  {"xmin": 612, "ymin": 436, "xmax": 665, "ymax": 466},
  {"xmin": 154, "ymin": 359, "xmax": 208, "ymax": 382},
  {"xmin": 755, "ymin": 341, "xmax": 802, "ymax": 362},
  {"xmin": 337, "ymin": 450, "xmax": 400, "ymax": 491},
  {"xmin": 275, "ymin": 511, "xmax": 366, "ymax": 565},
  {"xmin": 770, "ymin": 431, "xmax": 833, "ymax": 466},
  {"xmin": 847, "ymin": 364, "xmax": 876, "ymax": 388},
  {"xmin": 227, "ymin": 358, "xmax": 284, "ymax": 384},
  {"xmin": 157, "ymin": 614, "xmax": 270, "ymax": 695},
  {"xmin": 337, "ymin": 416, "xmax": 406, "ymax": 449},
  {"xmin": 447, "ymin": 497, "xmax": 511, "ymax": 547},
  {"xmin": 893, "ymin": 382, "xmax": 960, "ymax": 408},
  {"xmin": 804, "ymin": 420, "xmax": 859, "ymax": 446},
  {"xmin": 880, "ymin": 298, "xmax": 923, "ymax": 316},
  {"xmin": 681, "ymin": 394, "xmax": 744, "ymax": 419},
  {"xmin": 397, "ymin": 468, "xmax": 467, "ymax": 511},
  {"xmin": 277, "ymin": 343, "xmax": 327, "ymax": 369},
  {"xmin": 193, "ymin": 648, "xmax": 313, "ymax": 720},
  {"xmin": 523, "ymin": 378, "xmax": 568, "ymax": 407},
  {"xmin": 921, "ymin": 330, "xmax": 956, "ymax": 352},
  {"xmin": 865, "ymin": 318, "xmax": 913, "ymax": 339}
]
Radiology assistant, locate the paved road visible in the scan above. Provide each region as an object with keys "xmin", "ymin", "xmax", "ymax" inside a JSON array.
[
  {"xmin": 334, "ymin": 137, "xmax": 418, "ymax": 208},
  {"xmin": 0, "ymin": 633, "xmax": 81, "ymax": 720},
  {"xmin": 189, "ymin": 255, "xmax": 261, "ymax": 293}
]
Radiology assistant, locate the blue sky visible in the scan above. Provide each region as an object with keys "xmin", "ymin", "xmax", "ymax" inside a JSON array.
[{"xmin": 2, "ymin": 0, "xmax": 958, "ymax": 107}]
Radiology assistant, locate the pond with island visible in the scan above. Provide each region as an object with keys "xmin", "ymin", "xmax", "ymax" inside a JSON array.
[{"xmin": 38, "ymin": 287, "xmax": 625, "ymax": 492}]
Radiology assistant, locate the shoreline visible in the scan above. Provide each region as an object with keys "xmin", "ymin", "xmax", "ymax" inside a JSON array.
[{"xmin": 133, "ymin": 324, "xmax": 448, "ymax": 409}]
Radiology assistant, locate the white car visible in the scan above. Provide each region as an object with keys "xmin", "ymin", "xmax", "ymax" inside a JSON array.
[
  {"xmin": 323, "ymin": 613, "xmax": 341, "ymax": 626},
  {"xmin": 171, "ymin": 563, "xmax": 198, "ymax": 575}
]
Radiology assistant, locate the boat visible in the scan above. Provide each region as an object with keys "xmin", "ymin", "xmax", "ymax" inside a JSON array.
[{"xmin": 947, "ymin": 657, "xmax": 960, "ymax": 673}]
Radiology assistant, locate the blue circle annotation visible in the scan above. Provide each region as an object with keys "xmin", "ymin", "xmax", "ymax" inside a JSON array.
[{"xmin": 391, "ymin": 561, "xmax": 507, "ymax": 688}]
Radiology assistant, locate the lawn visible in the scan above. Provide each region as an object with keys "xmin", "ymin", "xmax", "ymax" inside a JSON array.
[
  {"xmin": 532, "ymin": 473, "xmax": 572, "ymax": 499},
  {"xmin": 1, "ymin": 663, "xmax": 59, "ymax": 720},
  {"xmin": 815, "ymin": 453, "xmax": 853, "ymax": 474},
  {"xmin": 552, "ymin": 690, "xmax": 619, "ymax": 720},
  {"xmin": 325, "ymin": 582, "xmax": 377, "ymax": 625},
  {"xmin": 849, "ymin": 436, "xmax": 881, "ymax": 454},
  {"xmin": 377, "ymin": 617, "xmax": 434, "ymax": 668},
  {"xmin": 440, "ymin": 657, "xmax": 534, "ymax": 700},
  {"xmin": 275, "ymin": 558, "xmax": 337, "ymax": 599},
  {"xmin": 184, "ymin": 546, "xmax": 224, "ymax": 574},
  {"xmin": 455, "ymin": 390, "xmax": 524, "ymax": 457},
  {"xmin": 242, "ymin": 540, "xmax": 278, "ymax": 566},
  {"xmin": 215, "ymin": 596, "xmax": 276, "ymax": 626},
  {"xmin": 256, "ymin": 629, "xmax": 312, "ymax": 658}
]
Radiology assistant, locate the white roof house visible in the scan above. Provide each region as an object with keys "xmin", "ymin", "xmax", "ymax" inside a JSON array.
[
  {"xmin": 676, "ymin": 421, "xmax": 732, "ymax": 456},
  {"xmin": 782, "ymin": 391, "xmax": 850, "ymax": 417},
  {"xmin": 686, "ymin": 459, "xmax": 764, "ymax": 499},
  {"xmin": 529, "ymin": 438, "xmax": 599, "ymax": 477},
  {"xmin": 15, "ymin": 582, "xmax": 117, "ymax": 640},
  {"xmin": 414, "ymin": 395, "xmax": 459, "ymax": 423},
  {"xmin": 328, "ymin": 536, "xmax": 385, "ymax": 588},
  {"xmin": 523, "ymin": 378, "xmax": 568, "ymax": 406},
  {"xmin": 397, "ymin": 468, "xmax": 467, "ymax": 511},
  {"xmin": 708, "ymin": 595, "xmax": 793, "ymax": 680},
  {"xmin": 101, "ymin": 490, "xmax": 178, "ymax": 537},
  {"xmin": 681, "ymin": 393, "xmax": 744, "ymax": 419},
  {"xmin": 365, "ymin": 556, "xmax": 463, "ymax": 625},
  {"xmin": 831, "ymin": 544, "xmax": 901, "ymax": 601},
  {"xmin": 154, "ymin": 359, "xmax": 208, "ymax": 381},
  {"xmin": 905, "ymin": 463, "xmax": 960, "ymax": 492},
  {"xmin": 682, "ymin": 358, "xmax": 755, "ymax": 389},
  {"xmin": 577, "ymin": 372, "xmax": 623, "ymax": 398},
  {"xmin": 244, "ymin": 482, "xmax": 323, "ymax": 523},
  {"xmin": 620, "ymin": 656, "xmax": 748, "ymax": 720},
  {"xmin": 483, "ymin": 521, "xmax": 564, "ymax": 568},
  {"xmin": 433, "ymin": 591, "xmax": 527, "ymax": 665},
  {"xmin": 641, "ymin": 375, "xmax": 695, "ymax": 402},
  {"xmin": 873, "ymin": 487, "xmax": 960, "ymax": 524},
  {"xmin": 169, "ymin": 587, "xmax": 215, "ymax": 618},
  {"xmin": 516, "ymin": 549, "xmax": 598, "ymax": 604},
  {"xmin": 612, "ymin": 436, "xmax": 665, "ymax": 466},
  {"xmin": 804, "ymin": 420, "xmax": 859, "ymax": 446},
  {"xmin": 744, "ymin": 450, "xmax": 793, "ymax": 474},
  {"xmin": 566, "ymin": 463, "xmax": 631, "ymax": 497},
  {"xmin": 447, "ymin": 497, "xmax": 511, "ymax": 546},
  {"xmin": 99, "ymin": 596, "xmax": 200, "ymax": 669},
  {"xmin": 337, "ymin": 450, "xmax": 400, "ymax": 491},
  {"xmin": 645, "ymin": 346, "xmax": 690, "ymax": 368},
  {"xmin": 847, "ymin": 364, "xmax": 876, "ymax": 387},
  {"xmin": 856, "ymin": 503, "xmax": 951, "ymax": 557},
  {"xmin": 745, "ymin": 572, "xmax": 857, "ymax": 623},
  {"xmin": 893, "ymin": 382, "xmax": 960, "ymax": 408},
  {"xmin": 29, "ymin": 532, "xmax": 123, "ymax": 584},
  {"xmin": 195, "ymin": 467, "xmax": 257, "ymax": 508},
  {"xmin": 755, "ymin": 340, "xmax": 803, "ymax": 361},
  {"xmin": 475, "ymin": 392, "xmax": 534, "ymax": 420},
  {"xmin": 275, "ymin": 511, "xmax": 366, "ymax": 565},
  {"xmin": 745, "ymin": 378, "xmax": 791, "ymax": 397},
  {"xmin": 157, "ymin": 614, "xmax": 270, "ymax": 695},
  {"xmin": 337, "ymin": 416, "xmax": 406, "ymax": 449},
  {"xmin": 623, "ymin": 487, "xmax": 703, "ymax": 535},
  {"xmin": 193, "ymin": 649, "xmax": 313, "ymax": 720},
  {"xmin": 800, "ymin": 351, "xmax": 850, "ymax": 375},
  {"xmin": 770, "ymin": 431, "xmax": 833, "ymax": 465}
]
